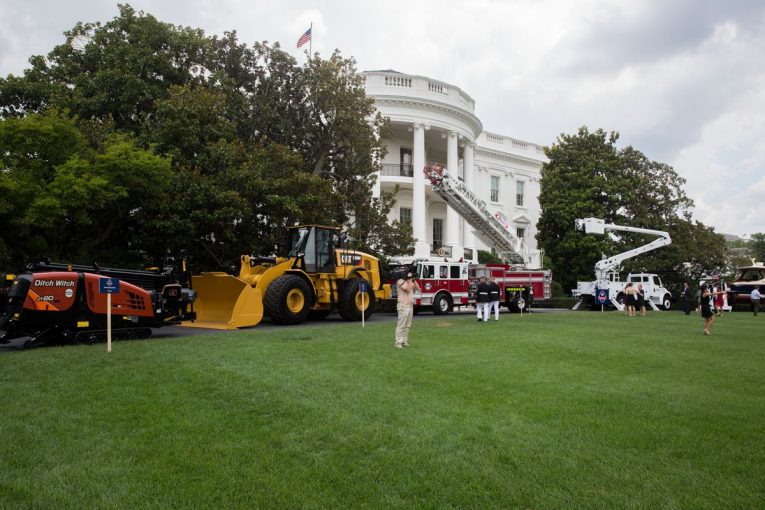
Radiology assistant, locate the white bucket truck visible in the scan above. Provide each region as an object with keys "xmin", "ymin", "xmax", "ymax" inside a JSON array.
[{"xmin": 571, "ymin": 218, "xmax": 673, "ymax": 311}]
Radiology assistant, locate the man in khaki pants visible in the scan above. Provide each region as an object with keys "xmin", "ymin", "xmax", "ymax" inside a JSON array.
[{"xmin": 395, "ymin": 271, "xmax": 420, "ymax": 348}]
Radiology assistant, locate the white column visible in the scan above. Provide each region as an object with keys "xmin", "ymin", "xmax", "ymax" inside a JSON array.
[
  {"xmin": 528, "ymin": 176, "xmax": 541, "ymax": 267},
  {"xmin": 412, "ymin": 123, "xmax": 429, "ymax": 257},
  {"xmin": 462, "ymin": 142, "xmax": 475, "ymax": 261},
  {"xmin": 372, "ymin": 124, "xmax": 382, "ymax": 199},
  {"xmin": 445, "ymin": 131, "xmax": 462, "ymax": 260}
]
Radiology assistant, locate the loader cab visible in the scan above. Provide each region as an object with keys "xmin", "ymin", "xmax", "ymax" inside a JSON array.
[{"xmin": 286, "ymin": 226, "xmax": 337, "ymax": 274}]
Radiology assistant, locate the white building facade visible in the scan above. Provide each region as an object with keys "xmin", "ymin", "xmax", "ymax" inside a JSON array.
[{"xmin": 363, "ymin": 70, "xmax": 548, "ymax": 266}]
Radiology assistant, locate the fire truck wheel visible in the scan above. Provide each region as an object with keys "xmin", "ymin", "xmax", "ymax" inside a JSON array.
[
  {"xmin": 616, "ymin": 292, "xmax": 625, "ymax": 307},
  {"xmin": 662, "ymin": 294, "xmax": 672, "ymax": 310},
  {"xmin": 432, "ymin": 293, "xmax": 453, "ymax": 315}
]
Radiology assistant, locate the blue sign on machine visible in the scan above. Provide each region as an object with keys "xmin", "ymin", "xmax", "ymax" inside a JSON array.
[
  {"xmin": 358, "ymin": 281, "xmax": 369, "ymax": 292},
  {"xmin": 99, "ymin": 277, "xmax": 121, "ymax": 294},
  {"xmin": 596, "ymin": 288, "xmax": 609, "ymax": 304}
]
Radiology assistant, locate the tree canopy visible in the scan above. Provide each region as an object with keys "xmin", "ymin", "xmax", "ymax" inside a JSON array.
[
  {"xmin": 0, "ymin": 4, "xmax": 411, "ymax": 271},
  {"xmin": 750, "ymin": 233, "xmax": 765, "ymax": 263},
  {"xmin": 537, "ymin": 127, "xmax": 725, "ymax": 293}
]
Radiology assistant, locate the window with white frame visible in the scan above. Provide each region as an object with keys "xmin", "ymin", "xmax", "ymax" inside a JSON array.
[
  {"xmin": 516, "ymin": 227, "xmax": 525, "ymax": 241},
  {"xmin": 516, "ymin": 180, "xmax": 525, "ymax": 207},
  {"xmin": 490, "ymin": 175, "xmax": 500, "ymax": 203},
  {"xmin": 399, "ymin": 207, "xmax": 412, "ymax": 226},
  {"xmin": 432, "ymin": 218, "xmax": 443, "ymax": 249}
]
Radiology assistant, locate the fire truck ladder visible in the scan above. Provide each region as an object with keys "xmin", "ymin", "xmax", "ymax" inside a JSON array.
[{"xmin": 424, "ymin": 164, "xmax": 531, "ymax": 265}]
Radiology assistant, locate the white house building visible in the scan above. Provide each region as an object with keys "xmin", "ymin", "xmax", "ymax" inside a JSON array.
[{"xmin": 362, "ymin": 70, "xmax": 548, "ymax": 267}]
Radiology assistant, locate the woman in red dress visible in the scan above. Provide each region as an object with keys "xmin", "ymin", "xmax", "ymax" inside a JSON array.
[{"xmin": 714, "ymin": 286, "xmax": 725, "ymax": 317}]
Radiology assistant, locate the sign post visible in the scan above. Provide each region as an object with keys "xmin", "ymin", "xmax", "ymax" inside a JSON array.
[
  {"xmin": 359, "ymin": 281, "xmax": 369, "ymax": 328},
  {"xmin": 596, "ymin": 288, "xmax": 609, "ymax": 312},
  {"xmin": 99, "ymin": 278, "xmax": 120, "ymax": 352}
]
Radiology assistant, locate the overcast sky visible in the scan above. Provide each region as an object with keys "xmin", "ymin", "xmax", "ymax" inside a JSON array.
[{"xmin": 2, "ymin": 0, "xmax": 764, "ymax": 237}]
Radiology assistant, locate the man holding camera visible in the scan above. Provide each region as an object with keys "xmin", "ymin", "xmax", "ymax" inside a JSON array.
[{"xmin": 395, "ymin": 271, "xmax": 421, "ymax": 348}]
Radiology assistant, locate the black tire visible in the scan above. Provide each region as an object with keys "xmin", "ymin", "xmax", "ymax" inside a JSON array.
[
  {"xmin": 338, "ymin": 279, "xmax": 374, "ymax": 321},
  {"xmin": 662, "ymin": 294, "xmax": 672, "ymax": 310},
  {"xmin": 586, "ymin": 296, "xmax": 600, "ymax": 311},
  {"xmin": 432, "ymin": 293, "xmax": 453, "ymax": 315},
  {"xmin": 507, "ymin": 292, "xmax": 526, "ymax": 313},
  {"xmin": 76, "ymin": 331, "xmax": 103, "ymax": 345},
  {"xmin": 264, "ymin": 275, "xmax": 312, "ymax": 325}
]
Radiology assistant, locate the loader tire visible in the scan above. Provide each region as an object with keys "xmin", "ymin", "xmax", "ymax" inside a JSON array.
[
  {"xmin": 338, "ymin": 279, "xmax": 374, "ymax": 322},
  {"xmin": 264, "ymin": 275, "xmax": 312, "ymax": 325}
]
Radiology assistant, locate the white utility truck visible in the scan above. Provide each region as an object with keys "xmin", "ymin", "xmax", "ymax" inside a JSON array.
[{"xmin": 571, "ymin": 218, "xmax": 673, "ymax": 311}]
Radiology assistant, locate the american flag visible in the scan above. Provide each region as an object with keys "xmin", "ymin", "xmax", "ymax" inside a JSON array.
[{"xmin": 297, "ymin": 27, "xmax": 312, "ymax": 48}]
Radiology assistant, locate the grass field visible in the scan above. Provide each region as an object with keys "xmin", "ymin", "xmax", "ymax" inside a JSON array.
[{"xmin": 1, "ymin": 311, "xmax": 763, "ymax": 509}]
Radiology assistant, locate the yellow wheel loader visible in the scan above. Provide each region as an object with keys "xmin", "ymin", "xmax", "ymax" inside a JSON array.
[{"xmin": 185, "ymin": 226, "xmax": 390, "ymax": 329}]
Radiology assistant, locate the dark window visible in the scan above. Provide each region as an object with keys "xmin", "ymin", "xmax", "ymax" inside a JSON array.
[
  {"xmin": 400, "ymin": 147, "xmax": 413, "ymax": 176},
  {"xmin": 433, "ymin": 218, "xmax": 443, "ymax": 249},
  {"xmin": 400, "ymin": 207, "xmax": 412, "ymax": 225},
  {"xmin": 516, "ymin": 181, "xmax": 525, "ymax": 206},
  {"xmin": 315, "ymin": 228, "xmax": 335, "ymax": 273},
  {"xmin": 491, "ymin": 176, "xmax": 500, "ymax": 202}
]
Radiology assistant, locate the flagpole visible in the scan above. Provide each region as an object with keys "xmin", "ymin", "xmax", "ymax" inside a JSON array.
[{"xmin": 309, "ymin": 22, "xmax": 312, "ymax": 56}]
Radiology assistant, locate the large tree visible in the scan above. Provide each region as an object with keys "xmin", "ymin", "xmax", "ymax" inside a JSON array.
[
  {"xmin": 0, "ymin": 109, "xmax": 172, "ymax": 269},
  {"xmin": 538, "ymin": 127, "xmax": 724, "ymax": 292},
  {"xmin": 750, "ymin": 233, "xmax": 765, "ymax": 263},
  {"xmin": 0, "ymin": 4, "xmax": 412, "ymax": 270}
]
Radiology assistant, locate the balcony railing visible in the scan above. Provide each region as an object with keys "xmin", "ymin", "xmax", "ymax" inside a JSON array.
[{"xmin": 381, "ymin": 163, "xmax": 413, "ymax": 177}]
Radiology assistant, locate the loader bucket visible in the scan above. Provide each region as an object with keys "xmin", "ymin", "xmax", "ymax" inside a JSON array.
[{"xmin": 182, "ymin": 272, "xmax": 263, "ymax": 329}]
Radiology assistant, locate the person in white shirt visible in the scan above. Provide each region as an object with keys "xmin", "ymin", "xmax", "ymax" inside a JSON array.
[{"xmin": 751, "ymin": 288, "xmax": 761, "ymax": 316}]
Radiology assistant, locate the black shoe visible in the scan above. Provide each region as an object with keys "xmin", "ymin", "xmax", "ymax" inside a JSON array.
[{"xmin": 477, "ymin": 318, "xmax": 482, "ymax": 322}]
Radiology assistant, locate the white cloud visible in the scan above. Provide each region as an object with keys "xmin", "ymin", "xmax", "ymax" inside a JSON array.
[{"xmin": 1, "ymin": 0, "xmax": 764, "ymax": 235}]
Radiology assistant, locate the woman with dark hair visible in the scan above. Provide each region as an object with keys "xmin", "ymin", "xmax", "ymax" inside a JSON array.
[
  {"xmin": 637, "ymin": 283, "xmax": 647, "ymax": 316},
  {"xmin": 681, "ymin": 282, "xmax": 693, "ymax": 315},
  {"xmin": 701, "ymin": 285, "xmax": 715, "ymax": 335},
  {"xmin": 623, "ymin": 282, "xmax": 637, "ymax": 317}
]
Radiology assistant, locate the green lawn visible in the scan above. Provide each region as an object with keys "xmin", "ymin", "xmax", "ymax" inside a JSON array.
[{"xmin": 1, "ymin": 311, "xmax": 763, "ymax": 509}]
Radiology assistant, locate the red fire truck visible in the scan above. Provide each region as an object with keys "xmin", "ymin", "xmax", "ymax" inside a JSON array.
[
  {"xmin": 388, "ymin": 257, "xmax": 471, "ymax": 314},
  {"xmin": 388, "ymin": 258, "xmax": 551, "ymax": 314}
]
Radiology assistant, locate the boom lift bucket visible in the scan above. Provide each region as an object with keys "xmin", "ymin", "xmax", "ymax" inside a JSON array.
[{"xmin": 184, "ymin": 272, "xmax": 264, "ymax": 329}]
